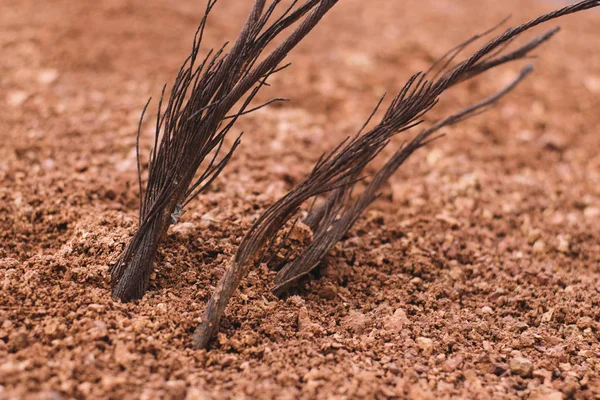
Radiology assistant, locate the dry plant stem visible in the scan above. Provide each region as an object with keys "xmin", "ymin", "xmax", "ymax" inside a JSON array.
[
  {"xmin": 192, "ymin": 129, "xmax": 391, "ymax": 348},
  {"xmin": 273, "ymin": 66, "xmax": 533, "ymax": 293},
  {"xmin": 193, "ymin": 0, "xmax": 600, "ymax": 348},
  {"xmin": 273, "ymin": 3, "xmax": 600, "ymax": 293},
  {"xmin": 110, "ymin": 0, "xmax": 339, "ymax": 302}
]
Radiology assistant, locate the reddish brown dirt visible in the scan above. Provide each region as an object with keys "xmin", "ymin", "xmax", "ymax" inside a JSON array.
[{"xmin": 1, "ymin": 0, "xmax": 600, "ymax": 399}]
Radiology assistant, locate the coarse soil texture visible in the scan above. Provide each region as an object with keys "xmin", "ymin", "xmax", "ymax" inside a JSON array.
[{"xmin": 1, "ymin": 0, "xmax": 599, "ymax": 399}]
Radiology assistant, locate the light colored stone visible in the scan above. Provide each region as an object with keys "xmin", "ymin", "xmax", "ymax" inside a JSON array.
[
  {"xmin": 577, "ymin": 316, "xmax": 593, "ymax": 329},
  {"xmin": 556, "ymin": 234, "xmax": 570, "ymax": 254},
  {"xmin": 416, "ymin": 337, "xmax": 433, "ymax": 355},
  {"xmin": 297, "ymin": 306, "xmax": 318, "ymax": 334},
  {"xmin": 171, "ymin": 222, "xmax": 196, "ymax": 238},
  {"xmin": 584, "ymin": 207, "xmax": 600, "ymax": 218},
  {"xmin": 530, "ymin": 386, "xmax": 563, "ymax": 400},
  {"xmin": 165, "ymin": 380, "xmax": 187, "ymax": 399},
  {"xmin": 532, "ymin": 240, "xmax": 546, "ymax": 253},
  {"xmin": 185, "ymin": 388, "xmax": 211, "ymax": 400},
  {"xmin": 527, "ymin": 229, "xmax": 542, "ymax": 244},
  {"xmin": 512, "ymin": 322, "xmax": 529, "ymax": 332},
  {"xmin": 114, "ymin": 341, "xmax": 133, "ymax": 368},
  {"xmin": 443, "ymin": 355, "xmax": 463, "ymax": 372},
  {"xmin": 88, "ymin": 320, "xmax": 108, "ymax": 340},
  {"xmin": 0, "ymin": 360, "xmax": 25, "ymax": 375},
  {"xmin": 7, "ymin": 91, "xmax": 29, "ymax": 107},
  {"xmin": 426, "ymin": 148, "xmax": 444, "ymax": 166},
  {"xmin": 37, "ymin": 69, "xmax": 59, "ymax": 85},
  {"xmin": 435, "ymin": 213, "xmax": 460, "ymax": 228},
  {"xmin": 541, "ymin": 308, "xmax": 554, "ymax": 323},
  {"xmin": 384, "ymin": 308, "xmax": 409, "ymax": 333},
  {"xmin": 584, "ymin": 75, "xmax": 600, "ymax": 93},
  {"xmin": 343, "ymin": 310, "xmax": 370, "ymax": 334},
  {"xmin": 510, "ymin": 357, "xmax": 533, "ymax": 378},
  {"xmin": 43, "ymin": 318, "xmax": 63, "ymax": 339}
]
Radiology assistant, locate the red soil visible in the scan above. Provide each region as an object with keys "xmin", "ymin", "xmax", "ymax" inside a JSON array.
[{"xmin": 1, "ymin": 0, "xmax": 599, "ymax": 398}]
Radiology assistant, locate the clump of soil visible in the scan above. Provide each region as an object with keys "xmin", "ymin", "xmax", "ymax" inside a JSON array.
[{"xmin": 1, "ymin": 0, "xmax": 599, "ymax": 398}]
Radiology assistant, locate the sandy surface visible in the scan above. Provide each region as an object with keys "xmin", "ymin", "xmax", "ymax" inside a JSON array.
[{"xmin": 1, "ymin": 0, "xmax": 599, "ymax": 399}]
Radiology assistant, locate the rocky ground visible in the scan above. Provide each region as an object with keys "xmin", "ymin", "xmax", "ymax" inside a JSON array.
[{"xmin": 1, "ymin": 0, "xmax": 599, "ymax": 399}]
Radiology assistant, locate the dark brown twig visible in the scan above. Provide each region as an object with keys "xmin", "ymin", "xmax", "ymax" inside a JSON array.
[
  {"xmin": 193, "ymin": 0, "xmax": 599, "ymax": 348},
  {"xmin": 111, "ymin": 0, "xmax": 339, "ymax": 302}
]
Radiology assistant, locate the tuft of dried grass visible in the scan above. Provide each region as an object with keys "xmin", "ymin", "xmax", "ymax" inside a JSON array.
[
  {"xmin": 193, "ymin": 0, "xmax": 600, "ymax": 348},
  {"xmin": 111, "ymin": 0, "xmax": 339, "ymax": 302}
]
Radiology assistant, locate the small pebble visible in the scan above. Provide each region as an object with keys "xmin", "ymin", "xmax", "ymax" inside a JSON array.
[
  {"xmin": 7, "ymin": 91, "xmax": 29, "ymax": 107},
  {"xmin": 384, "ymin": 308, "xmax": 409, "ymax": 333},
  {"xmin": 510, "ymin": 357, "xmax": 533, "ymax": 378},
  {"xmin": 532, "ymin": 240, "xmax": 546, "ymax": 253},
  {"xmin": 37, "ymin": 68, "xmax": 59, "ymax": 85},
  {"xmin": 512, "ymin": 321, "xmax": 529, "ymax": 332},
  {"xmin": 556, "ymin": 235, "xmax": 570, "ymax": 253},
  {"xmin": 583, "ymin": 207, "xmax": 600, "ymax": 218},
  {"xmin": 416, "ymin": 337, "xmax": 433, "ymax": 355}
]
